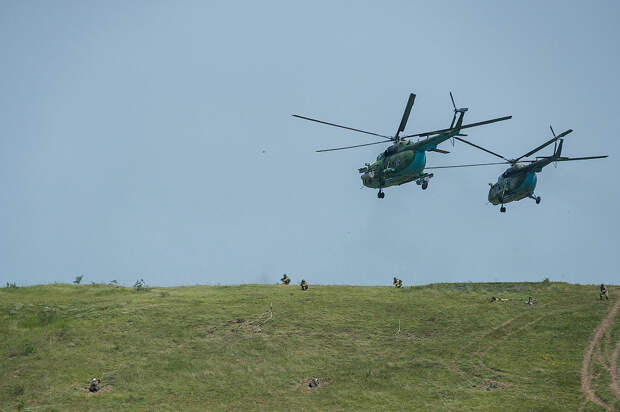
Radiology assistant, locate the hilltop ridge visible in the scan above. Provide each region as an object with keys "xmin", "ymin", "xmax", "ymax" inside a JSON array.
[{"xmin": 1, "ymin": 282, "xmax": 618, "ymax": 411}]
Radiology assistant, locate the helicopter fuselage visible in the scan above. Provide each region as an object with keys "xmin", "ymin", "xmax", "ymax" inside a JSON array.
[
  {"xmin": 488, "ymin": 156, "xmax": 557, "ymax": 205},
  {"xmin": 360, "ymin": 142, "xmax": 427, "ymax": 189},
  {"xmin": 488, "ymin": 168, "xmax": 537, "ymax": 205}
]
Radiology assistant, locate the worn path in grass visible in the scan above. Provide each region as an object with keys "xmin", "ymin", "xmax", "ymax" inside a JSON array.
[
  {"xmin": 611, "ymin": 338, "xmax": 620, "ymax": 399},
  {"xmin": 580, "ymin": 293, "xmax": 620, "ymax": 411}
]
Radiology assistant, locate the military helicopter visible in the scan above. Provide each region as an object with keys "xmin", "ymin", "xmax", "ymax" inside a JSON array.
[
  {"xmin": 293, "ymin": 92, "xmax": 511, "ymax": 198},
  {"xmin": 426, "ymin": 126, "xmax": 608, "ymax": 212}
]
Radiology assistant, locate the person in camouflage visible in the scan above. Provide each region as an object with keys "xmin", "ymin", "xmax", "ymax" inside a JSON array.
[
  {"xmin": 281, "ymin": 274, "xmax": 291, "ymax": 285},
  {"xmin": 300, "ymin": 279, "xmax": 308, "ymax": 291},
  {"xmin": 89, "ymin": 378, "xmax": 100, "ymax": 392},
  {"xmin": 600, "ymin": 284, "xmax": 609, "ymax": 300}
]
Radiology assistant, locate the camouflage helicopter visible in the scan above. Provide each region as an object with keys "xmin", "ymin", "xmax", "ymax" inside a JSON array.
[
  {"xmin": 293, "ymin": 92, "xmax": 511, "ymax": 198},
  {"xmin": 428, "ymin": 126, "xmax": 608, "ymax": 212}
]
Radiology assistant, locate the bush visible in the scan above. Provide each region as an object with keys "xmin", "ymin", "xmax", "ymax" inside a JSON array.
[
  {"xmin": 5, "ymin": 282, "xmax": 17, "ymax": 288},
  {"xmin": 73, "ymin": 275, "xmax": 84, "ymax": 285},
  {"xmin": 542, "ymin": 277, "xmax": 551, "ymax": 285}
]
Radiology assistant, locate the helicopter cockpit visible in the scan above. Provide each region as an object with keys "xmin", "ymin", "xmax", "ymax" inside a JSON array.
[
  {"xmin": 383, "ymin": 144, "xmax": 399, "ymax": 157},
  {"xmin": 501, "ymin": 163, "xmax": 526, "ymax": 178}
]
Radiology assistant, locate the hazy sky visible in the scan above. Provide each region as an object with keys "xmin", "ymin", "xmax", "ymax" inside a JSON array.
[{"xmin": 1, "ymin": 1, "xmax": 618, "ymax": 287}]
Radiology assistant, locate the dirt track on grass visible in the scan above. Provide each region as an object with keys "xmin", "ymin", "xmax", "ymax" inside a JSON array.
[
  {"xmin": 611, "ymin": 337, "xmax": 620, "ymax": 399},
  {"xmin": 580, "ymin": 298, "xmax": 620, "ymax": 411}
]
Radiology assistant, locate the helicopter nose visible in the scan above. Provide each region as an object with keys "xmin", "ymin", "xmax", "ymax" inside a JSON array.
[
  {"xmin": 362, "ymin": 172, "xmax": 374, "ymax": 186},
  {"xmin": 487, "ymin": 185, "xmax": 496, "ymax": 202}
]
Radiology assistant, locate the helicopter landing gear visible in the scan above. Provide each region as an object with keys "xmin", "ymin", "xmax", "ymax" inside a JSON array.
[
  {"xmin": 377, "ymin": 189, "xmax": 385, "ymax": 199},
  {"xmin": 415, "ymin": 173, "xmax": 433, "ymax": 190},
  {"xmin": 528, "ymin": 194, "xmax": 542, "ymax": 204},
  {"xmin": 500, "ymin": 205, "xmax": 506, "ymax": 213}
]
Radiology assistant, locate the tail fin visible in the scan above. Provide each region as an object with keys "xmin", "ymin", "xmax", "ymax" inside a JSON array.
[{"xmin": 555, "ymin": 139, "xmax": 564, "ymax": 157}]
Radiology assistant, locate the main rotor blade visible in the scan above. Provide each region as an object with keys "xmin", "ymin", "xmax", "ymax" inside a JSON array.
[
  {"xmin": 292, "ymin": 115, "xmax": 393, "ymax": 140},
  {"xmin": 514, "ymin": 129, "xmax": 573, "ymax": 162},
  {"xmin": 453, "ymin": 136, "xmax": 509, "ymax": 161},
  {"xmin": 402, "ymin": 115, "xmax": 512, "ymax": 138},
  {"xmin": 554, "ymin": 155, "xmax": 608, "ymax": 162},
  {"xmin": 425, "ymin": 161, "xmax": 511, "ymax": 170},
  {"xmin": 316, "ymin": 140, "xmax": 391, "ymax": 153},
  {"xmin": 459, "ymin": 116, "xmax": 513, "ymax": 131},
  {"xmin": 397, "ymin": 93, "xmax": 416, "ymax": 136}
]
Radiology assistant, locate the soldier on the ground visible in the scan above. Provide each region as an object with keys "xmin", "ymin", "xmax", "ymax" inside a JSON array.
[
  {"xmin": 281, "ymin": 274, "xmax": 291, "ymax": 285},
  {"xmin": 300, "ymin": 279, "xmax": 308, "ymax": 291},
  {"xmin": 600, "ymin": 284, "xmax": 609, "ymax": 300},
  {"xmin": 89, "ymin": 378, "xmax": 100, "ymax": 393},
  {"xmin": 397, "ymin": 279, "xmax": 403, "ymax": 288},
  {"xmin": 526, "ymin": 296, "xmax": 536, "ymax": 305}
]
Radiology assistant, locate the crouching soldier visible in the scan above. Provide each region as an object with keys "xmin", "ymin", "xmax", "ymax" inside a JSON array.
[
  {"xmin": 281, "ymin": 274, "xmax": 291, "ymax": 285},
  {"xmin": 526, "ymin": 296, "xmax": 536, "ymax": 305},
  {"xmin": 600, "ymin": 284, "xmax": 609, "ymax": 300},
  {"xmin": 89, "ymin": 378, "xmax": 100, "ymax": 392},
  {"xmin": 300, "ymin": 279, "xmax": 308, "ymax": 291}
]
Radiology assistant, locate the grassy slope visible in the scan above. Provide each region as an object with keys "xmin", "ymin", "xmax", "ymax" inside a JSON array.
[{"xmin": 0, "ymin": 282, "xmax": 618, "ymax": 411}]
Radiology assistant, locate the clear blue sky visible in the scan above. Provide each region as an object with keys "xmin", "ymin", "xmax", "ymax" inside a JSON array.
[{"xmin": 1, "ymin": 1, "xmax": 618, "ymax": 286}]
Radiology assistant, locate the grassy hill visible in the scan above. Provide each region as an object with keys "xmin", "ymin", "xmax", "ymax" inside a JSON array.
[{"xmin": 1, "ymin": 281, "xmax": 618, "ymax": 411}]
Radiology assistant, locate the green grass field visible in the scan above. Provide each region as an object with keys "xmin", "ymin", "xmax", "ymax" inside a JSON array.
[{"xmin": 1, "ymin": 282, "xmax": 618, "ymax": 411}]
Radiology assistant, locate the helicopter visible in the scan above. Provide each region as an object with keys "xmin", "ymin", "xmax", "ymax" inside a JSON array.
[
  {"xmin": 293, "ymin": 92, "xmax": 511, "ymax": 198},
  {"xmin": 425, "ymin": 126, "xmax": 608, "ymax": 212}
]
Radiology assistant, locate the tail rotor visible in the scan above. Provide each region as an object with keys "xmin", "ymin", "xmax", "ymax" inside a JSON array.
[
  {"xmin": 550, "ymin": 125, "xmax": 558, "ymax": 168},
  {"xmin": 449, "ymin": 92, "xmax": 457, "ymax": 128},
  {"xmin": 449, "ymin": 92, "xmax": 457, "ymax": 146},
  {"xmin": 447, "ymin": 91, "xmax": 470, "ymax": 146}
]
